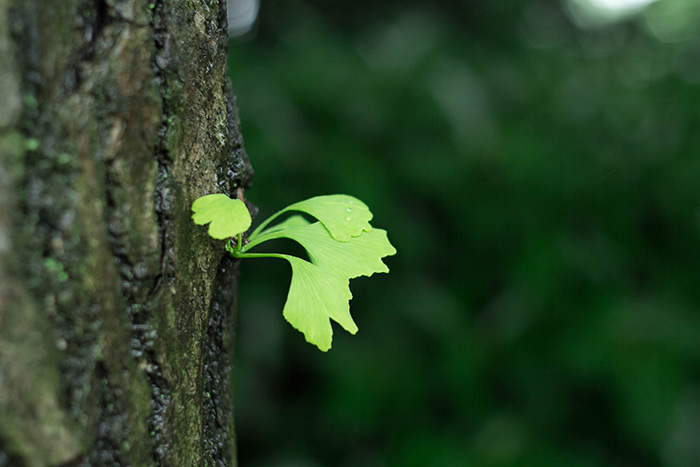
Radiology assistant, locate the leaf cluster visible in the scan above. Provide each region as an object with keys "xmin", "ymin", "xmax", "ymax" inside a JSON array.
[{"xmin": 191, "ymin": 194, "xmax": 396, "ymax": 350}]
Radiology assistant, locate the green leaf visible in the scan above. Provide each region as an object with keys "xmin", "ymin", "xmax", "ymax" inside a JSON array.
[
  {"xmin": 281, "ymin": 255, "xmax": 357, "ymax": 351},
  {"xmin": 240, "ymin": 217, "xmax": 395, "ymax": 350},
  {"xmin": 292, "ymin": 222, "xmax": 395, "ymax": 278},
  {"xmin": 191, "ymin": 194, "xmax": 251, "ymax": 240},
  {"xmin": 250, "ymin": 216, "xmax": 395, "ymax": 279},
  {"xmin": 283, "ymin": 194, "xmax": 373, "ymax": 241}
]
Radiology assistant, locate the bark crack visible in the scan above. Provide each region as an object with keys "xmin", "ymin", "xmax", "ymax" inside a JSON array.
[{"xmin": 143, "ymin": 0, "xmax": 175, "ymax": 463}]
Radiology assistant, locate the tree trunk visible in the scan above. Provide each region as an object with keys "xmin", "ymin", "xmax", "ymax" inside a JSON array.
[{"xmin": 0, "ymin": 0, "xmax": 253, "ymax": 465}]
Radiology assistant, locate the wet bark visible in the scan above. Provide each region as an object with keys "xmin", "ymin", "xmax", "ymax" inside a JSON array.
[{"xmin": 0, "ymin": 0, "xmax": 252, "ymax": 465}]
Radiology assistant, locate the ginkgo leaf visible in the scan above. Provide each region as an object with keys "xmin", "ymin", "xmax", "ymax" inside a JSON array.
[
  {"xmin": 281, "ymin": 255, "xmax": 356, "ymax": 351},
  {"xmin": 249, "ymin": 216, "xmax": 395, "ymax": 280},
  {"xmin": 282, "ymin": 195, "xmax": 373, "ymax": 242},
  {"xmin": 288, "ymin": 222, "xmax": 395, "ymax": 278},
  {"xmin": 240, "ymin": 216, "xmax": 394, "ymax": 350},
  {"xmin": 192, "ymin": 194, "xmax": 251, "ymax": 239}
]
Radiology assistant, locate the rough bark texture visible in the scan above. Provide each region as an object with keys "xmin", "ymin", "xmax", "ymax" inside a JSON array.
[{"xmin": 0, "ymin": 0, "xmax": 253, "ymax": 465}]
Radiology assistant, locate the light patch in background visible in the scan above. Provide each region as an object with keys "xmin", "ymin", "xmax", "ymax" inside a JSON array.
[
  {"xmin": 643, "ymin": 0, "xmax": 700, "ymax": 42},
  {"xmin": 565, "ymin": 0, "xmax": 657, "ymax": 27},
  {"xmin": 227, "ymin": 0, "xmax": 259, "ymax": 37},
  {"xmin": 589, "ymin": 0, "xmax": 657, "ymax": 10}
]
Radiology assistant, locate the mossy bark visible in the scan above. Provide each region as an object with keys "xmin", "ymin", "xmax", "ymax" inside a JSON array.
[{"xmin": 0, "ymin": 0, "xmax": 252, "ymax": 465}]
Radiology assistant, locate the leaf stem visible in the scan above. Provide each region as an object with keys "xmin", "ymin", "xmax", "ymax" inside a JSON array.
[
  {"xmin": 232, "ymin": 252, "xmax": 291, "ymax": 261},
  {"xmin": 248, "ymin": 208, "xmax": 288, "ymax": 240},
  {"xmin": 240, "ymin": 228, "xmax": 288, "ymax": 253}
]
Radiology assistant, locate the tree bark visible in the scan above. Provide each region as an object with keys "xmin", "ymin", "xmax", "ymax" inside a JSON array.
[{"xmin": 0, "ymin": 0, "xmax": 252, "ymax": 465}]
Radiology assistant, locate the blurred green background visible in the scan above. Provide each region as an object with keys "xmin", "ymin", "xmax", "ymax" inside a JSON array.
[{"xmin": 227, "ymin": 1, "xmax": 700, "ymax": 465}]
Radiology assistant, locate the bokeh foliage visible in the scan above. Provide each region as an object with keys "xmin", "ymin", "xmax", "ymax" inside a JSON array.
[{"xmin": 229, "ymin": 1, "xmax": 700, "ymax": 465}]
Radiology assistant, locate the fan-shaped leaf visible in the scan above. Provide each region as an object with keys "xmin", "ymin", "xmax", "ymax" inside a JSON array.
[
  {"xmin": 253, "ymin": 216, "xmax": 395, "ymax": 279},
  {"xmin": 281, "ymin": 255, "xmax": 356, "ymax": 351},
  {"xmin": 192, "ymin": 194, "xmax": 251, "ymax": 239},
  {"xmin": 283, "ymin": 194, "xmax": 372, "ymax": 241}
]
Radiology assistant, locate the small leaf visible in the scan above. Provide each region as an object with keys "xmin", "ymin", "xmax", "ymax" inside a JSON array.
[
  {"xmin": 282, "ymin": 255, "xmax": 356, "ymax": 351},
  {"xmin": 283, "ymin": 194, "xmax": 372, "ymax": 241},
  {"xmin": 192, "ymin": 194, "xmax": 251, "ymax": 240}
]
